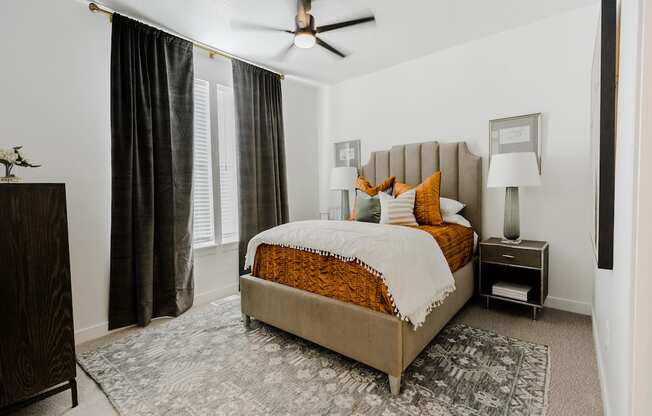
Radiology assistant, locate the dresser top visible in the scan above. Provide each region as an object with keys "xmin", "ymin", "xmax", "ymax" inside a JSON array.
[
  {"xmin": 0, "ymin": 183, "xmax": 65, "ymax": 187},
  {"xmin": 481, "ymin": 237, "xmax": 548, "ymax": 251},
  {"xmin": 0, "ymin": 182, "xmax": 64, "ymax": 185}
]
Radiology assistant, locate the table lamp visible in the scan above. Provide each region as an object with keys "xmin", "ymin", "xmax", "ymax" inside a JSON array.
[
  {"xmin": 487, "ymin": 152, "xmax": 541, "ymax": 243},
  {"xmin": 330, "ymin": 167, "xmax": 357, "ymax": 220}
]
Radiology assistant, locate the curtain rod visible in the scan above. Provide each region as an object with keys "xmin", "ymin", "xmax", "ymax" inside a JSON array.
[{"xmin": 88, "ymin": 2, "xmax": 285, "ymax": 80}]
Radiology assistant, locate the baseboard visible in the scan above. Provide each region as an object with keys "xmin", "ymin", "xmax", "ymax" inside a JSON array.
[
  {"xmin": 592, "ymin": 307, "xmax": 611, "ymax": 416},
  {"xmin": 75, "ymin": 321, "xmax": 126, "ymax": 345},
  {"xmin": 544, "ymin": 296, "xmax": 592, "ymax": 315},
  {"xmin": 74, "ymin": 284, "xmax": 239, "ymax": 345},
  {"xmin": 194, "ymin": 284, "xmax": 239, "ymax": 306}
]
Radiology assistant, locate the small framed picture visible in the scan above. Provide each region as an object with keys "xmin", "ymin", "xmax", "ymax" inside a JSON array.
[
  {"xmin": 334, "ymin": 140, "xmax": 361, "ymax": 170},
  {"xmin": 490, "ymin": 113, "xmax": 542, "ymax": 172}
]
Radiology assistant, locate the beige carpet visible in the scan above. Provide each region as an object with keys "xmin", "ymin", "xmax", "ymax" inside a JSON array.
[{"xmin": 12, "ymin": 298, "xmax": 602, "ymax": 416}]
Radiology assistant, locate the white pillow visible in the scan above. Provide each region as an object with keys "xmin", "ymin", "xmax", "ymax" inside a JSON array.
[
  {"xmin": 379, "ymin": 189, "xmax": 418, "ymax": 226},
  {"xmin": 443, "ymin": 213, "xmax": 472, "ymax": 228},
  {"xmin": 440, "ymin": 197, "xmax": 466, "ymax": 216}
]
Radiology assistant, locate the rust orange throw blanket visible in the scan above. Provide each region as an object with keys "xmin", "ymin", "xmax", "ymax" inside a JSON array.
[{"xmin": 252, "ymin": 223, "xmax": 473, "ymax": 316}]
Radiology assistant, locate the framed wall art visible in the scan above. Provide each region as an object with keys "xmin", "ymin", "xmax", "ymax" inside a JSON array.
[
  {"xmin": 490, "ymin": 113, "xmax": 542, "ymax": 173},
  {"xmin": 333, "ymin": 139, "xmax": 361, "ymax": 170}
]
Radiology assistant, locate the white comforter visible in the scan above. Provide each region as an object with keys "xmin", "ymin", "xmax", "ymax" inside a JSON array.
[{"xmin": 244, "ymin": 220, "xmax": 456, "ymax": 329}]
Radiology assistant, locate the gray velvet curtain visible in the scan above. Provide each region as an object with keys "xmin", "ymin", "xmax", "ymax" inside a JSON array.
[
  {"xmin": 108, "ymin": 14, "xmax": 194, "ymax": 330},
  {"xmin": 232, "ymin": 61, "xmax": 289, "ymax": 275}
]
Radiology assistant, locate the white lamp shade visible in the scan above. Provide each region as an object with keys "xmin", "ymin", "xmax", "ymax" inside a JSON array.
[
  {"xmin": 487, "ymin": 152, "xmax": 541, "ymax": 188},
  {"xmin": 330, "ymin": 167, "xmax": 357, "ymax": 190}
]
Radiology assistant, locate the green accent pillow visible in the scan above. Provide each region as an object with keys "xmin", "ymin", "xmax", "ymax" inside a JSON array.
[{"xmin": 355, "ymin": 190, "xmax": 381, "ymax": 223}]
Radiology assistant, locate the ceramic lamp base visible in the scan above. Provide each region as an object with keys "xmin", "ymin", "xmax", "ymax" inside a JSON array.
[
  {"xmin": 503, "ymin": 186, "xmax": 520, "ymax": 241},
  {"xmin": 340, "ymin": 190, "xmax": 350, "ymax": 220}
]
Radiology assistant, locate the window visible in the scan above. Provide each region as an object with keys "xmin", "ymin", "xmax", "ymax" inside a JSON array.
[
  {"xmin": 192, "ymin": 78, "xmax": 239, "ymax": 248},
  {"xmin": 216, "ymin": 85, "xmax": 239, "ymax": 243},
  {"xmin": 192, "ymin": 78, "xmax": 216, "ymax": 247}
]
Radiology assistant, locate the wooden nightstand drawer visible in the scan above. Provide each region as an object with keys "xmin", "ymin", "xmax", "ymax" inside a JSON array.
[{"xmin": 481, "ymin": 244, "xmax": 542, "ymax": 269}]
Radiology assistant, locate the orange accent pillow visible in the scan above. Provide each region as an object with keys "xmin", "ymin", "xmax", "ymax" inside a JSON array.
[
  {"xmin": 356, "ymin": 175, "xmax": 395, "ymax": 196},
  {"xmin": 393, "ymin": 182, "xmax": 412, "ymax": 197},
  {"xmin": 394, "ymin": 172, "xmax": 443, "ymax": 225},
  {"xmin": 351, "ymin": 176, "xmax": 395, "ymax": 220}
]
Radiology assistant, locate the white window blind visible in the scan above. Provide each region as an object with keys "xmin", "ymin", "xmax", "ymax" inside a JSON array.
[
  {"xmin": 192, "ymin": 78, "xmax": 216, "ymax": 247},
  {"xmin": 216, "ymin": 84, "xmax": 239, "ymax": 243}
]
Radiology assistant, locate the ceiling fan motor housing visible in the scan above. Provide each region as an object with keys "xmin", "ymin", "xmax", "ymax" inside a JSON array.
[
  {"xmin": 294, "ymin": 14, "xmax": 316, "ymax": 49},
  {"xmin": 296, "ymin": 0, "xmax": 312, "ymax": 26},
  {"xmin": 296, "ymin": 14, "xmax": 316, "ymax": 35}
]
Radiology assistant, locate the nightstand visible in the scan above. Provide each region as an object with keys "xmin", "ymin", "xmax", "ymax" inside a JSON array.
[{"xmin": 479, "ymin": 238, "xmax": 549, "ymax": 320}]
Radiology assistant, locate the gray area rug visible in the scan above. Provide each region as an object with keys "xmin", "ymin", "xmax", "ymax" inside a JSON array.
[{"xmin": 78, "ymin": 296, "xmax": 550, "ymax": 416}]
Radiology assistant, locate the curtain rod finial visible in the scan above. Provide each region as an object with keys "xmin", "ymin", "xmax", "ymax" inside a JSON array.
[{"xmin": 89, "ymin": 2, "xmax": 99, "ymax": 12}]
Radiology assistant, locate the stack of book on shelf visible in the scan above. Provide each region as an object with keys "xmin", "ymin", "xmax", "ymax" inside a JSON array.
[{"xmin": 492, "ymin": 281, "xmax": 531, "ymax": 302}]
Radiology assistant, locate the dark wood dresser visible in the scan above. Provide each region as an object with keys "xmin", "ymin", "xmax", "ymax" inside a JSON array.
[{"xmin": 0, "ymin": 184, "xmax": 78, "ymax": 414}]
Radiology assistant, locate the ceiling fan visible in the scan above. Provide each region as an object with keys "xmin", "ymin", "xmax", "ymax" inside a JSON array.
[{"xmin": 233, "ymin": 0, "xmax": 375, "ymax": 59}]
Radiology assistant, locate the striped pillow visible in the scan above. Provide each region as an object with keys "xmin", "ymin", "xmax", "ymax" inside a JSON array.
[
  {"xmin": 379, "ymin": 189, "xmax": 418, "ymax": 226},
  {"xmin": 394, "ymin": 172, "xmax": 443, "ymax": 225}
]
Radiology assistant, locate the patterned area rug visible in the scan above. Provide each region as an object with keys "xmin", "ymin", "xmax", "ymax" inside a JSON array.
[{"xmin": 78, "ymin": 296, "xmax": 549, "ymax": 416}]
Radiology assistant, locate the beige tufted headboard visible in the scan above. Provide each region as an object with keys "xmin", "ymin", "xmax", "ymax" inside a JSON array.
[{"xmin": 362, "ymin": 141, "xmax": 482, "ymax": 237}]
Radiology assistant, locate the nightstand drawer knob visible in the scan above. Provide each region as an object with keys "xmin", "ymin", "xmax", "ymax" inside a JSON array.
[{"xmin": 502, "ymin": 254, "xmax": 516, "ymax": 259}]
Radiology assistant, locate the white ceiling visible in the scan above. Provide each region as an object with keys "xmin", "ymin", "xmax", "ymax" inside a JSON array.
[{"xmin": 96, "ymin": 0, "xmax": 598, "ymax": 84}]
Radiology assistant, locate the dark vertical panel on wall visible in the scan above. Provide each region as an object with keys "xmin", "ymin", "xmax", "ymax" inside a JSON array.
[{"xmin": 598, "ymin": 0, "xmax": 616, "ymax": 270}]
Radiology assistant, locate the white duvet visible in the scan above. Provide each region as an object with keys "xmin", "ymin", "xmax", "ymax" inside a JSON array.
[{"xmin": 244, "ymin": 220, "xmax": 456, "ymax": 329}]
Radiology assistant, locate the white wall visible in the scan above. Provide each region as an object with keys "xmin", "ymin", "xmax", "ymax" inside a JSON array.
[
  {"xmin": 0, "ymin": 0, "xmax": 113, "ymax": 343},
  {"xmin": 632, "ymin": 1, "xmax": 652, "ymax": 409},
  {"xmin": 283, "ymin": 79, "xmax": 321, "ymax": 222},
  {"xmin": 319, "ymin": 6, "xmax": 599, "ymax": 315},
  {"xmin": 632, "ymin": 2, "xmax": 652, "ymax": 414},
  {"xmin": 0, "ymin": 0, "xmax": 321, "ymax": 343},
  {"xmin": 592, "ymin": 0, "xmax": 644, "ymax": 414}
]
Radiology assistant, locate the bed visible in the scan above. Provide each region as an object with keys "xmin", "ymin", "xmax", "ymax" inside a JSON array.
[{"xmin": 240, "ymin": 141, "xmax": 482, "ymax": 395}]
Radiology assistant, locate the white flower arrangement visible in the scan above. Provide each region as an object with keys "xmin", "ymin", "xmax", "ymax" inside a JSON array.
[{"xmin": 0, "ymin": 146, "xmax": 41, "ymax": 181}]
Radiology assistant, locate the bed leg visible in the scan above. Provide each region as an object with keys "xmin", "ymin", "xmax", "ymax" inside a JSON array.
[
  {"xmin": 242, "ymin": 313, "xmax": 251, "ymax": 329},
  {"xmin": 388, "ymin": 374, "xmax": 402, "ymax": 395}
]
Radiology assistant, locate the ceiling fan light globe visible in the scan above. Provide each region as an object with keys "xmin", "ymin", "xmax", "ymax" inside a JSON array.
[{"xmin": 294, "ymin": 32, "xmax": 316, "ymax": 49}]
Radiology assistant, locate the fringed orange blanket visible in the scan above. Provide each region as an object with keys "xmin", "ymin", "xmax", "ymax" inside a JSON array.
[{"xmin": 252, "ymin": 223, "xmax": 474, "ymax": 315}]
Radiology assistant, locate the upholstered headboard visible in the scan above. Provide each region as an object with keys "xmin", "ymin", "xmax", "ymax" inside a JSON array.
[{"xmin": 361, "ymin": 141, "xmax": 482, "ymax": 236}]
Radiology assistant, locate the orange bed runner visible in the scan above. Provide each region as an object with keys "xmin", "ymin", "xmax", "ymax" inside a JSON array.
[{"xmin": 252, "ymin": 223, "xmax": 474, "ymax": 315}]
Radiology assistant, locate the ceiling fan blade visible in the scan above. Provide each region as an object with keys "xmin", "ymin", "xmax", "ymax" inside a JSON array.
[
  {"xmin": 316, "ymin": 16, "xmax": 375, "ymax": 33},
  {"xmin": 316, "ymin": 38, "xmax": 346, "ymax": 58},
  {"xmin": 271, "ymin": 42, "xmax": 296, "ymax": 61},
  {"xmin": 231, "ymin": 19, "xmax": 294, "ymax": 34}
]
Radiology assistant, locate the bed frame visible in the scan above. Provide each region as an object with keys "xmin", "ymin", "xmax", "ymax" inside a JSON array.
[{"xmin": 240, "ymin": 141, "xmax": 482, "ymax": 395}]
